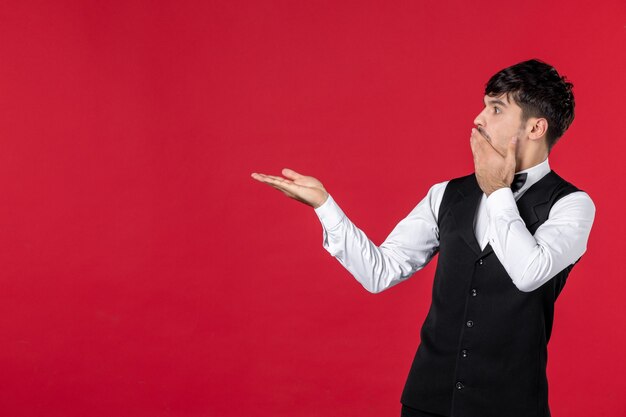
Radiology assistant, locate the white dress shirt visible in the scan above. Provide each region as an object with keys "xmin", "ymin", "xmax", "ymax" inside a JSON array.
[{"xmin": 313, "ymin": 158, "xmax": 596, "ymax": 294}]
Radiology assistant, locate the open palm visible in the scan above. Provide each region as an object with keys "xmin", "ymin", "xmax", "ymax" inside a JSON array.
[{"xmin": 251, "ymin": 168, "xmax": 329, "ymax": 208}]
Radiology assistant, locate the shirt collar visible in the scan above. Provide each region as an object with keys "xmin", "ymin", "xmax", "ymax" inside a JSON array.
[{"xmin": 513, "ymin": 157, "xmax": 551, "ymax": 198}]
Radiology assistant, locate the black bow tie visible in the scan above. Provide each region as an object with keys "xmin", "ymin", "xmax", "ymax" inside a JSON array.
[{"xmin": 510, "ymin": 173, "xmax": 528, "ymax": 193}]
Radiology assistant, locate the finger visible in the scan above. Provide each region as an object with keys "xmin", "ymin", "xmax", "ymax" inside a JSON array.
[
  {"xmin": 267, "ymin": 182, "xmax": 296, "ymax": 197},
  {"xmin": 470, "ymin": 128, "xmax": 485, "ymax": 150},
  {"xmin": 505, "ymin": 136, "xmax": 518, "ymax": 165},
  {"xmin": 470, "ymin": 129, "xmax": 482, "ymax": 157},
  {"xmin": 266, "ymin": 174, "xmax": 292, "ymax": 183},
  {"xmin": 470, "ymin": 137, "xmax": 477, "ymax": 159},
  {"xmin": 473, "ymin": 128, "xmax": 502, "ymax": 157},
  {"xmin": 256, "ymin": 174, "xmax": 301, "ymax": 193},
  {"xmin": 251, "ymin": 172, "xmax": 275, "ymax": 181},
  {"xmin": 507, "ymin": 136, "xmax": 518, "ymax": 155},
  {"xmin": 282, "ymin": 168, "xmax": 303, "ymax": 180},
  {"xmin": 251, "ymin": 172, "xmax": 268, "ymax": 184},
  {"xmin": 253, "ymin": 173, "xmax": 294, "ymax": 185}
]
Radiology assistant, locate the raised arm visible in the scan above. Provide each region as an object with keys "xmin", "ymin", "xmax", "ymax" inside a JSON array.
[
  {"xmin": 469, "ymin": 128, "xmax": 596, "ymax": 292},
  {"xmin": 485, "ymin": 188, "xmax": 595, "ymax": 292}
]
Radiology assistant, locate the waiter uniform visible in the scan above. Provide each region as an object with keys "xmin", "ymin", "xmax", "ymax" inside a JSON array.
[{"xmin": 313, "ymin": 158, "xmax": 595, "ymax": 417}]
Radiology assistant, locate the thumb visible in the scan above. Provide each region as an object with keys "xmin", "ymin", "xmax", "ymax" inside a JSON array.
[
  {"xmin": 506, "ymin": 136, "xmax": 518, "ymax": 163},
  {"xmin": 282, "ymin": 168, "xmax": 303, "ymax": 179}
]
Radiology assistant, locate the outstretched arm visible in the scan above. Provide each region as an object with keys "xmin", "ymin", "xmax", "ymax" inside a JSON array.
[
  {"xmin": 251, "ymin": 168, "xmax": 446, "ymax": 293},
  {"xmin": 314, "ymin": 183, "xmax": 446, "ymax": 293}
]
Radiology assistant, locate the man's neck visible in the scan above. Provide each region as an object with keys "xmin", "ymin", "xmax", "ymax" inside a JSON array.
[{"xmin": 516, "ymin": 150, "xmax": 549, "ymax": 172}]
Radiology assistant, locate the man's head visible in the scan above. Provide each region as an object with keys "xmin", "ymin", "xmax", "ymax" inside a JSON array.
[{"xmin": 473, "ymin": 59, "xmax": 575, "ymax": 158}]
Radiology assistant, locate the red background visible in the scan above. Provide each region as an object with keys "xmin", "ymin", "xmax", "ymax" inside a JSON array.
[{"xmin": 0, "ymin": 1, "xmax": 624, "ymax": 416}]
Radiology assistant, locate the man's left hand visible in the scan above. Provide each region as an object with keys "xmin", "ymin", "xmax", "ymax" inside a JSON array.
[{"xmin": 470, "ymin": 128, "xmax": 518, "ymax": 197}]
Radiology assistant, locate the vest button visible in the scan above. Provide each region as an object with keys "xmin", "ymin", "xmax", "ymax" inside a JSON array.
[
  {"xmin": 478, "ymin": 259, "xmax": 484, "ymax": 265},
  {"xmin": 466, "ymin": 320, "xmax": 474, "ymax": 328},
  {"xmin": 471, "ymin": 288, "xmax": 477, "ymax": 297},
  {"xmin": 461, "ymin": 349, "xmax": 468, "ymax": 358},
  {"xmin": 456, "ymin": 382, "xmax": 464, "ymax": 390}
]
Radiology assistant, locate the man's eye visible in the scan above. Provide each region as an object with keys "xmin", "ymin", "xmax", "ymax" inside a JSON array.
[{"xmin": 494, "ymin": 107, "xmax": 501, "ymax": 114}]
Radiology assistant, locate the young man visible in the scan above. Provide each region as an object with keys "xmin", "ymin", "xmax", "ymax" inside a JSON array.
[{"xmin": 251, "ymin": 59, "xmax": 595, "ymax": 417}]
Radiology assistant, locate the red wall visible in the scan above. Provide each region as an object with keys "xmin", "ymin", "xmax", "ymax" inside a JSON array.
[{"xmin": 0, "ymin": 1, "xmax": 624, "ymax": 416}]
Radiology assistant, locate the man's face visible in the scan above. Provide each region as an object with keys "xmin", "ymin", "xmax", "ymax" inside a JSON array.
[{"xmin": 473, "ymin": 93, "xmax": 528, "ymax": 157}]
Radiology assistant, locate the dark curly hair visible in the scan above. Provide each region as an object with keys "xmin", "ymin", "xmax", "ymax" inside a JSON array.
[{"xmin": 485, "ymin": 59, "xmax": 575, "ymax": 151}]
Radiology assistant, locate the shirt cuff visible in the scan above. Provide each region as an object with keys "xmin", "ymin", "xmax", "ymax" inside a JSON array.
[
  {"xmin": 486, "ymin": 187, "xmax": 519, "ymax": 217},
  {"xmin": 314, "ymin": 194, "xmax": 346, "ymax": 230}
]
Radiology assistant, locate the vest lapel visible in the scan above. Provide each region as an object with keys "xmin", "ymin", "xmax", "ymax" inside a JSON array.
[
  {"xmin": 516, "ymin": 170, "xmax": 558, "ymax": 234},
  {"xmin": 450, "ymin": 175, "xmax": 483, "ymax": 256}
]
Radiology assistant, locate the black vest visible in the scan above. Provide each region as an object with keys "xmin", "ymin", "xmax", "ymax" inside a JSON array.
[{"xmin": 400, "ymin": 171, "xmax": 581, "ymax": 417}]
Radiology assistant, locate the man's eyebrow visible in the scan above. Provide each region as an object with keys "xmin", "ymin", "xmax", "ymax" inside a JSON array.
[{"xmin": 484, "ymin": 97, "xmax": 508, "ymax": 107}]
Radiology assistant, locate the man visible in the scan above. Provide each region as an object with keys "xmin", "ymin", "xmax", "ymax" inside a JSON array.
[{"xmin": 250, "ymin": 59, "xmax": 595, "ymax": 417}]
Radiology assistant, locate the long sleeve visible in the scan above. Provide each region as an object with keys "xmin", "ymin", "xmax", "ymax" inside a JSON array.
[
  {"xmin": 313, "ymin": 181, "xmax": 448, "ymax": 293},
  {"xmin": 485, "ymin": 187, "xmax": 596, "ymax": 292}
]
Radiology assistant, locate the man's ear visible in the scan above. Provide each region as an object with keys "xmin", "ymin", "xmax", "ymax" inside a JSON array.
[{"xmin": 527, "ymin": 118, "xmax": 548, "ymax": 141}]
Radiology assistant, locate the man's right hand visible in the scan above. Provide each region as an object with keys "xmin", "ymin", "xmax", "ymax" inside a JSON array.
[{"xmin": 250, "ymin": 168, "xmax": 329, "ymax": 209}]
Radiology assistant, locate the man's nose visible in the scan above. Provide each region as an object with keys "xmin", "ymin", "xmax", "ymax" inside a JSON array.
[{"xmin": 473, "ymin": 110, "xmax": 485, "ymax": 127}]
